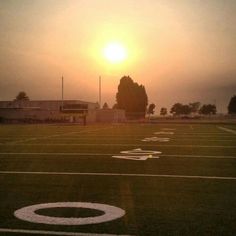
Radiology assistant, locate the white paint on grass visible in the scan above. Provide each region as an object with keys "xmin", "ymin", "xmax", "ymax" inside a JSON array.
[
  {"xmin": 120, "ymin": 148, "xmax": 162, "ymax": 155},
  {"xmin": 0, "ymin": 152, "xmax": 236, "ymax": 159},
  {"xmin": 218, "ymin": 126, "xmax": 236, "ymax": 134},
  {"xmin": 8, "ymin": 126, "xmax": 115, "ymax": 144},
  {"xmin": 112, "ymin": 155, "xmax": 160, "ymax": 161},
  {"xmin": 0, "ymin": 228, "xmax": 132, "ymax": 236},
  {"xmin": 1, "ymin": 143, "xmax": 235, "ymax": 148},
  {"xmin": 14, "ymin": 202, "xmax": 125, "ymax": 225},
  {"xmin": 142, "ymin": 137, "xmax": 170, "ymax": 142},
  {"xmin": 161, "ymin": 128, "xmax": 176, "ymax": 131},
  {"xmin": 112, "ymin": 148, "xmax": 161, "ymax": 161},
  {"xmin": 1, "ymin": 170, "xmax": 236, "ymax": 180},
  {"xmin": 154, "ymin": 131, "xmax": 174, "ymax": 135}
]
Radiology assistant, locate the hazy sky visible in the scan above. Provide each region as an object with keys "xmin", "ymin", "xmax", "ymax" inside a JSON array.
[{"xmin": 0, "ymin": 0, "xmax": 236, "ymax": 113}]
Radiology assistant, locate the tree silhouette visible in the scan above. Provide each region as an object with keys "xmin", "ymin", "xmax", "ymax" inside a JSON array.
[
  {"xmin": 15, "ymin": 91, "xmax": 29, "ymax": 101},
  {"xmin": 116, "ymin": 76, "xmax": 148, "ymax": 119},
  {"xmin": 170, "ymin": 103, "xmax": 191, "ymax": 115},
  {"xmin": 160, "ymin": 107, "xmax": 167, "ymax": 116},
  {"xmin": 189, "ymin": 102, "xmax": 201, "ymax": 113},
  {"xmin": 199, "ymin": 104, "xmax": 216, "ymax": 115},
  {"xmin": 228, "ymin": 95, "xmax": 236, "ymax": 114},
  {"xmin": 102, "ymin": 102, "xmax": 109, "ymax": 109},
  {"xmin": 147, "ymin": 103, "xmax": 155, "ymax": 116}
]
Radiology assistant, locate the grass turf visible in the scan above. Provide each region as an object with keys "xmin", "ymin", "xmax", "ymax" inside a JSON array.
[{"xmin": 0, "ymin": 123, "xmax": 236, "ymax": 235}]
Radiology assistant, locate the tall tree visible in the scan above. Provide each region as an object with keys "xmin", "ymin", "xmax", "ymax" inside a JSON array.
[
  {"xmin": 116, "ymin": 76, "xmax": 148, "ymax": 119},
  {"xmin": 228, "ymin": 95, "xmax": 236, "ymax": 114},
  {"xmin": 160, "ymin": 107, "xmax": 167, "ymax": 116},
  {"xmin": 199, "ymin": 104, "xmax": 217, "ymax": 115},
  {"xmin": 15, "ymin": 91, "xmax": 29, "ymax": 101}
]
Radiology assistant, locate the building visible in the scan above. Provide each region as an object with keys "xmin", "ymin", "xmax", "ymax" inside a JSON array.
[{"xmin": 0, "ymin": 100, "xmax": 125, "ymax": 123}]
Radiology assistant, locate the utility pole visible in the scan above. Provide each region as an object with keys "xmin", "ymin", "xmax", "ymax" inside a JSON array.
[
  {"xmin": 61, "ymin": 76, "xmax": 64, "ymax": 110},
  {"xmin": 99, "ymin": 76, "xmax": 101, "ymax": 108}
]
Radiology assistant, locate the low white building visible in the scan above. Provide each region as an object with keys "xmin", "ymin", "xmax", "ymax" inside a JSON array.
[{"xmin": 0, "ymin": 100, "xmax": 125, "ymax": 123}]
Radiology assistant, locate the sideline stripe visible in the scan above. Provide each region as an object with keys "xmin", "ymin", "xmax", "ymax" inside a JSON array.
[
  {"xmin": 0, "ymin": 152, "xmax": 236, "ymax": 159},
  {"xmin": 0, "ymin": 228, "xmax": 132, "ymax": 236},
  {"xmin": 1, "ymin": 143, "xmax": 235, "ymax": 148},
  {"xmin": 0, "ymin": 171, "xmax": 236, "ymax": 180},
  {"xmin": 218, "ymin": 126, "xmax": 236, "ymax": 134}
]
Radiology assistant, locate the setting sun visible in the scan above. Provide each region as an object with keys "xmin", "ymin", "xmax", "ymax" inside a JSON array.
[{"xmin": 103, "ymin": 42, "xmax": 127, "ymax": 63}]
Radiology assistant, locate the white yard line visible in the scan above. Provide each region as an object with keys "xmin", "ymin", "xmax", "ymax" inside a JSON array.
[
  {"xmin": 7, "ymin": 126, "xmax": 115, "ymax": 144},
  {"xmin": 0, "ymin": 152, "xmax": 236, "ymax": 159},
  {"xmin": 218, "ymin": 126, "xmax": 236, "ymax": 134},
  {"xmin": 1, "ymin": 143, "xmax": 235, "ymax": 148},
  {"xmin": 4, "ymin": 137, "xmax": 236, "ymax": 141},
  {"xmin": 161, "ymin": 154, "xmax": 236, "ymax": 159},
  {"xmin": 0, "ymin": 228, "xmax": 132, "ymax": 236},
  {"xmin": 0, "ymin": 171, "xmax": 236, "ymax": 180}
]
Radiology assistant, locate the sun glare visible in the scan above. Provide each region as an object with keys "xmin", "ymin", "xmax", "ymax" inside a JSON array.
[{"xmin": 103, "ymin": 42, "xmax": 127, "ymax": 63}]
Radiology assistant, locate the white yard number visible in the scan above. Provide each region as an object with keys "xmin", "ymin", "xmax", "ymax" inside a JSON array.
[
  {"xmin": 112, "ymin": 148, "xmax": 162, "ymax": 161},
  {"xmin": 142, "ymin": 137, "xmax": 170, "ymax": 142}
]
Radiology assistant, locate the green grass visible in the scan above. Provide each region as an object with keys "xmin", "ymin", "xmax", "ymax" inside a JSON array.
[{"xmin": 0, "ymin": 123, "xmax": 236, "ymax": 235}]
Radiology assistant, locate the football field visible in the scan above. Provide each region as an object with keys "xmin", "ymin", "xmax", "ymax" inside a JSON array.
[{"xmin": 0, "ymin": 123, "xmax": 236, "ymax": 236}]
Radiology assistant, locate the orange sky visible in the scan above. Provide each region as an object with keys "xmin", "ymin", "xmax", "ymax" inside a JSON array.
[{"xmin": 0, "ymin": 0, "xmax": 236, "ymax": 113}]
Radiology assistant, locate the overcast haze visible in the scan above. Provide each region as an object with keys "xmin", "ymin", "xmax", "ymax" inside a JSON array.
[{"xmin": 0, "ymin": 0, "xmax": 236, "ymax": 113}]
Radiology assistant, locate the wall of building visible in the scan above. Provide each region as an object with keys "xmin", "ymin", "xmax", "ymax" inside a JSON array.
[{"xmin": 0, "ymin": 101, "xmax": 125, "ymax": 123}]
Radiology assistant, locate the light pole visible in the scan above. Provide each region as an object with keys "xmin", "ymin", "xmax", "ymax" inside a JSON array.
[{"xmin": 99, "ymin": 76, "xmax": 101, "ymax": 108}]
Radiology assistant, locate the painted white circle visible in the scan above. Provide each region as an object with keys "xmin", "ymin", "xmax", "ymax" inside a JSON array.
[
  {"xmin": 121, "ymin": 148, "xmax": 161, "ymax": 155},
  {"xmin": 14, "ymin": 202, "xmax": 125, "ymax": 225}
]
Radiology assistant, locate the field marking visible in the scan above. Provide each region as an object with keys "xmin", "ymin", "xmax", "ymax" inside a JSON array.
[
  {"xmin": 0, "ymin": 171, "xmax": 236, "ymax": 180},
  {"xmin": 142, "ymin": 137, "xmax": 170, "ymax": 142},
  {"xmin": 7, "ymin": 126, "xmax": 115, "ymax": 144},
  {"xmin": 15, "ymin": 202, "xmax": 125, "ymax": 225},
  {"xmin": 218, "ymin": 126, "xmax": 236, "ymax": 134},
  {"xmin": 161, "ymin": 154, "xmax": 236, "ymax": 159},
  {"xmin": 112, "ymin": 155, "xmax": 160, "ymax": 161},
  {"xmin": 113, "ymin": 148, "xmax": 161, "ymax": 160},
  {"xmin": 1, "ymin": 134, "xmax": 235, "ymax": 139},
  {"xmin": 0, "ymin": 152, "xmax": 236, "ymax": 159},
  {"xmin": 154, "ymin": 131, "xmax": 174, "ymax": 135},
  {"xmin": 0, "ymin": 228, "xmax": 132, "ymax": 236},
  {"xmin": 1, "ymin": 143, "xmax": 235, "ymax": 148}
]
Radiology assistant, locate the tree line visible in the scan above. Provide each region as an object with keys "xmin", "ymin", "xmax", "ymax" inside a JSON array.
[{"xmin": 113, "ymin": 76, "xmax": 236, "ymax": 117}]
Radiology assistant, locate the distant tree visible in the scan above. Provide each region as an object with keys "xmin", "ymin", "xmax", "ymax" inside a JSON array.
[
  {"xmin": 170, "ymin": 103, "xmax": 191, "ymax": 116},
  {"xmin": 160, "ymin": 107, "xmax": 167, "ymax": 116},
  {"xmin": 102, "ymin": 102, "xmax": 109, "ymax": 109},
  {"xmin": 228, "ymin": 95, "xmax": 236, "ymax": 114},
  {"xmin": 182, "ymin": 105, "xmax": 192, "ymax": 115},
  {"xmin": 189, "ymin": 102, "xmax": 201, "ymax": 113},
  {"xmin": 199, "ymin": 104, "xmax": 217, "ymax": 115},
  {"xmin": 170, "ymin": 103, "xmax": 182, "ymax": 115},
  {"xmin": 15, "ymin": 91, "xmax": 29, "ymax": 101},
  {"xmin": 147, "ymin": 103, "xmax": 155, "ymax": 117},
  {"xmin": 116, "ymin": 76, "xmax": 148, "ymax": 119}
]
